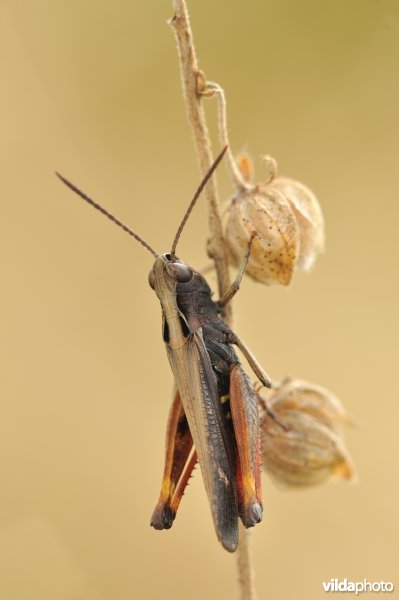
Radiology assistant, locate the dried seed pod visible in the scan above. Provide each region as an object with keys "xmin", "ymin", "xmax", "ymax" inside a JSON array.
[
  {"xmin": 268, "ymin": 177, "xmax": 325, "ymax": 270},
  {"xmin": 267, "ymin": 377, "xmax": 352, "ymax": 431},
  {"xmin": 223, "ymin": 186, "xmax": 300, "ymax": 285},
  {"xmin": 262, "ymin": 409, "xmax": 355, "ymax": 489},
  {"xmin": 259, "ymin": 377, "xmax": 355, "ymax": 489}
]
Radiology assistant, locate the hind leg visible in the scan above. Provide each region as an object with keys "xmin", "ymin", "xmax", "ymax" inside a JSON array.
[
  {"xmin": 150, "ymin": 390, "xmax": 196, "ymax": 529},
  {"xmin": 229, "ymin": 364, "xmax": 263, "ymax": 528}
]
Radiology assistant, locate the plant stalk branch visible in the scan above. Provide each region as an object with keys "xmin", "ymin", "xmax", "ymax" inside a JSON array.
[
  {"xmin": 170, "ymin": 0, "xmax": 232, "ymax": 321},
  {"xmin": 238, "ymin": 523, "xmax": 258, "ymax": 600},
  {"xmin": 206, "ymin": 82, "xmax": 251, "ymax": 192},
  {"xmin": 169, "ymin": 2, "xmax": 259, "ymax": 599}
]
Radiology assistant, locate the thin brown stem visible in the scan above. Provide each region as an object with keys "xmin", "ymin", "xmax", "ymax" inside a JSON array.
[
  {"xmin": 205, "ymin": 82, "xmax": 251, "ymax": 193},
  {"xmin": 238, "ymin": 522, "xmax": 258, "ymax": 600},
  {"xmin": 169, "ymin": 1, "xmax": 258, "ymax": 599},
  {"xmin": 169, "ymin": 0, "xmax": 232, "ymax": 322}
]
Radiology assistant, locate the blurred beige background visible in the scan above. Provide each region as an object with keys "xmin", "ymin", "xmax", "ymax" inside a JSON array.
[{"xmin": 1, "ymin": 1, "xmax": 398, "ymax": 599}]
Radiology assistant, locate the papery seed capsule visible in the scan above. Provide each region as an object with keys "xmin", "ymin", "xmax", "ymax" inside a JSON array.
[
  {"xmin": 262, "ymin": 409, "xmax": 355, "ymax": 489},
  {"xmin": 223, "ymin": 187, "xmax": 300, "ymax": 285},
  {"xmin": 268, "ymin": 177, "xmax": 325, "ymax": 271},
  {"xmin": 267, "ymin": 377, "xmax": 352, "ymax": 431}
]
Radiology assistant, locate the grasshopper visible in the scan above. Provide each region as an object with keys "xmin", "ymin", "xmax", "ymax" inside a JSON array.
[{"xmin": 56, "ymin": 147, "xmax": 274, "ymax": 552}]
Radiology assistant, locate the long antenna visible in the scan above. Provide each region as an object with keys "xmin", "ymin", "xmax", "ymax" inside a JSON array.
[
  {"xmin": 171, "ymin": 145, "xmax": 227, "ymax": 255},
  {"xmin": 55, "ymin": 172, "xmax": 158, "ymax": 257}
]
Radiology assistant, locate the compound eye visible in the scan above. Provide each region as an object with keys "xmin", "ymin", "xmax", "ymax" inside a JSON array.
[
  {"xmin": 148, "ymin": 270, "xmax": 155, "ymax": 289},
  {"xmin": 172, "ymin": 263, "xmax": 193, "ymax": 283}
]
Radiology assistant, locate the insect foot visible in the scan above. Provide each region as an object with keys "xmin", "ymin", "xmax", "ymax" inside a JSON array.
[{"xmin": 150, "ymin": 505, "xmax": 175, "ymax": 530}]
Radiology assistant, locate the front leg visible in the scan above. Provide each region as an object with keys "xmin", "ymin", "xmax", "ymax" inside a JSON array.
[{"xmin": 217, "ymin": 232, "xmax": 256, "ymax": 309}]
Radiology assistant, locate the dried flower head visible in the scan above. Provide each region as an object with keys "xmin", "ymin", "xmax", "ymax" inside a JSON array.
[
  {"xmin": 260, "ymin": 378, "xmax": 355, "ymax": 488},
  {"xmin": 266, "ymin": 376, "xmax": 352, "ymax": 430},
  {"xmin": 222, "ymin": 151, "xmax": 325, "ymax": 285},
  {"xmin": 268, "ymin": 177, "xmax": 325, "ymax": 270},
  {"xmin": 223, "ymin": 186, "xmax": 300, "ymax": 285}
]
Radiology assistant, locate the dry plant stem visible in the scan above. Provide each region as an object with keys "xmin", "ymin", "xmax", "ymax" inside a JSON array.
[
  {"xmin": 170, "ymin": 1, "xmax": 258, "ymax": 599},
  {"xmin": 170, "ymin": 0, "xmax": 232, "ymax": 321},
  {"xmin": 237, "ymin": 530, "xmax": 258, "ymax": 600},
  {"xmin": 206, "ymin": 82, "xmax": 251, "ymax": 193},
  {"xmin": 238, "ymin": 522, "xmax": 258, "ymax": 600}
]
